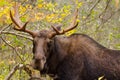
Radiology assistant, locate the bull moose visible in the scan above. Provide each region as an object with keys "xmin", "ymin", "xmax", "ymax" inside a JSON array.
[{"xmin": 10, "ymin": 5, "xmax": 120, "ymax": 80}]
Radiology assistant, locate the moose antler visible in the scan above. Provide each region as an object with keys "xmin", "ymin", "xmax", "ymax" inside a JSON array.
[
  {"xmin": 10, "ymin": 3, "xmax": 36, "ymax": 38},
  {"xmin": 49, "ymin": 9, "xmax": 79, "ymax": 38}
]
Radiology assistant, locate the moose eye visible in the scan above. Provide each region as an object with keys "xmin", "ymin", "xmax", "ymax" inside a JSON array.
[{"xmin": 47, "ymin": 40, "xmax": 52, "ymax": 48}]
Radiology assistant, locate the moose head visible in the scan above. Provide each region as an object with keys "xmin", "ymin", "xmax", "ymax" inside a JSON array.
[{"xmin": 10, "ymin": 4, "xmax": 78, "ymax": 71}]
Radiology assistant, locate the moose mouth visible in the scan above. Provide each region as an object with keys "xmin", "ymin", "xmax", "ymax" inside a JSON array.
[
  {"xmin": 30, "ymin": 59, "xmax": 46, "ymax": 72},
  {"xmin": 40, "ymin": 63, "xmax": 48, "ymax": 74},
  {"xmin": 35, "ymin": 62, "xmax": 45, "ymax": 71}
]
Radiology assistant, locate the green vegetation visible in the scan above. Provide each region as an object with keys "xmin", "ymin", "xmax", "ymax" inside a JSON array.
[{"xmin": 0, "ymin": 0, "xmax": 120, "ymax": 80}]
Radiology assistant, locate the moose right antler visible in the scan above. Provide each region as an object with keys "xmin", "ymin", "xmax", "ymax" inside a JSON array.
[
  {"xmin": 49, "ymin": 9, "xmax": 79, "ymax": 38},
  {"xmin": 10, "ymin": 3, "xmax": 36, "ymax": 38}
]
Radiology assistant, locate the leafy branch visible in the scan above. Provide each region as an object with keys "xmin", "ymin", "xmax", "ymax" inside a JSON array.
[{"xmin": 5, "ymin": 64, "xmax": 43, "ymax": 80}]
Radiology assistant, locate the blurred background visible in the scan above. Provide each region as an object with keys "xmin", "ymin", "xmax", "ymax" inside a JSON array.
[{"xmin": 0, "ymin": 0, "xmax": 120, "ymax": 79}]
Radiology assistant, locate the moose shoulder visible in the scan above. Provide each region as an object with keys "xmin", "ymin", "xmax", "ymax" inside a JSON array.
[{"xmin": 10, "ymin": 4, "xmax": 120, "ymax": 80}]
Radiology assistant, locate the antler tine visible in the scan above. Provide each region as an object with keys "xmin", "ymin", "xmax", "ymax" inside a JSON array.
[
  {"xmin": 51, "ymin": 25, "xmax": 61, "ymax": 34},
  {"xmin": 63, "ymin": 9, "xmax": 78, "ymax": 33},
  {"xmin": 10, "ymin": 3, "xmax": 36, "ymax": 38},
  {"xmin": 49, "ymin": 9, "xmax": 79, "ymax": 38}
]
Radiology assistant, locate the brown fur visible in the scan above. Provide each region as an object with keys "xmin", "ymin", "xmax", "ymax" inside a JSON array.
[{"xmin": 32, "ymin": 32, "xmax": 120, "ymax": 80}]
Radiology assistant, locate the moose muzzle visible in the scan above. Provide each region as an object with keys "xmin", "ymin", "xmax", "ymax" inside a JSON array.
[{"xmin": 31, "ymin": 55, "xmax": 46, "ymax": 71}]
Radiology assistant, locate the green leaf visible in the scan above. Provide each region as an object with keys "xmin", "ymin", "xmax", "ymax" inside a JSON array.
[
  {"xmin": 0, "ymin": 0, "xmax": 8, "ymax": 6},
  {"xmin": 115, "ymin": 44, "xmax": 120, "ymax": 49},
  {"xmin": 38, "ymin": 0, "xmax": 43, "ymax": 3},
  {"xmin": 1, "ymin": 44, "xmax": 6, "ymax": 50},
  {"xmin": 113, "ymin": 34, "xmax": 120, "ymax": 38},
  {"xmin": 21, "ymin": 17, "xmax": 27, "ymax": 22}
]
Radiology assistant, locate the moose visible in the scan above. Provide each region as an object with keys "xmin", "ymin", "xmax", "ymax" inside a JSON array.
[{"xmin": 10, "ymin": 5, "xmax": 120, "ymax": 80}]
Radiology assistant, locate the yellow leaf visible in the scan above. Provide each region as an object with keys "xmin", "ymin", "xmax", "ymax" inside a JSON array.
[
  {"xmin": 61, "ymin": 13, "xmax": 67, "ymax": 18},
  {"xmin": 98, "ymin": 76, "xmax": 104, "ymax": 80},
  {"xmin": 82, "ymin": 16, "xmax": 86, "ymax": 19},
  {"xmin": 38, "ymin": 3, "xmax": 43, "ymax": 8},
  {"xmin": 19, "ymin": 5, "xmax": 26, "ymax": 14},
  {"xmin": 35, "ymin": 13, "xmax": 44, "ymax": 21},
  {"xmin": 0, "ymin": 61, "xmax": 4, "ymax": 65},
  {"xmin": 77, "ymin": 19, "xmax": 80, "ymax": 23},
  {"xmin": 76, "ymin": 0, "xmax": 83, "ymax": 8},
  {"xmin": 65, "ymin": 29, "xmax": 76, "ymax": 36},
  {"xmin": 77, "ymin": 2, "xmax": 83, "ymax": 8},
  {"xmin": 46, "ymin": 13, "xmax": 57, "ymax": 22}
]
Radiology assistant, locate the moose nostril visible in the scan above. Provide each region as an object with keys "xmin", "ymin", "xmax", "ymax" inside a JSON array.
[
  {"xmin": 35, "ymin": 59, "xmax": 40, "ymax": 63},
  {"xmin": 35, "ymin": 56, "xmax": 46, "ymax": 62},
  {"xmin": 36, "ymin": 66, "xmax": 39, "ymax": 70}
]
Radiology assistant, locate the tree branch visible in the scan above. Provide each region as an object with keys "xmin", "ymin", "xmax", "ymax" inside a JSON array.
[
  {"xmin": 0, "ymin": 23, "xmax": 12, "ymax": 32},
  {"xmin": 0, "ymin": 31, "xmax": 33, "ymax": 41},
  {"xmin": 99, "ymin": 0, "xmax": 111, "ymax": 19},
  {"xmin": 5, "ymin": 64, "xmax": 43, "ymax": 80},
  {"xmin": 85, "ymin": 0, "xmax": 101, "ymax": 20},
  {"xmin": 5, "ymin": 64, "xmax": 19, "ymax": 80}
]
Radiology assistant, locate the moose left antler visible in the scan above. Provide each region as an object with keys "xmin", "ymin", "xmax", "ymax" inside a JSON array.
[{"xmin": 10, "ymin": 3, "xmax": 37, "ymax": 38}]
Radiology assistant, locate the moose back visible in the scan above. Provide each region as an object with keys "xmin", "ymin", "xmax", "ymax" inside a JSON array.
[{"xmin": 10, "ymin": 5, "xmax": 120, "ymax": 80}]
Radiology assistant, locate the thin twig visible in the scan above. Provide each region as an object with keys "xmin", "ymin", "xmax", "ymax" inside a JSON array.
[
  {"xmin": 5, "ymin": 63, "xmax": 19, "ymax": 80},
  {"xmin": 96, "ymin": 0, "xmax": 118, "ymax": 31},
  {"xmin": 1, "ymin": 37, "xmax": 24, "ymax": 62},
  {"xmin": 85, "ymin": 0, "xmax": 101, "ymax": 20},
  {"xmin": 99, "ymin": 0, "xmax": 111, "ymax": 18},
  {"xmin": 0, "ymin": 23, "xmax": 12, "ymax": 33},
  {"xmin": 80, "ymin": 15, "xmax": 99, "ymax": 27}
]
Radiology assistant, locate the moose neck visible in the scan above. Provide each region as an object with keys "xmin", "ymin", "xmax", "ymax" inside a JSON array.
[{"xmin": 46, "ymin": 34, "xmax": 106, "ymax": 75}]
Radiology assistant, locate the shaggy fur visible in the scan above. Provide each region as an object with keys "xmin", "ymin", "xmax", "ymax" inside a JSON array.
[{"xmin": 40, "ymin": 34, "xmax": 120, "ymax": 80}]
